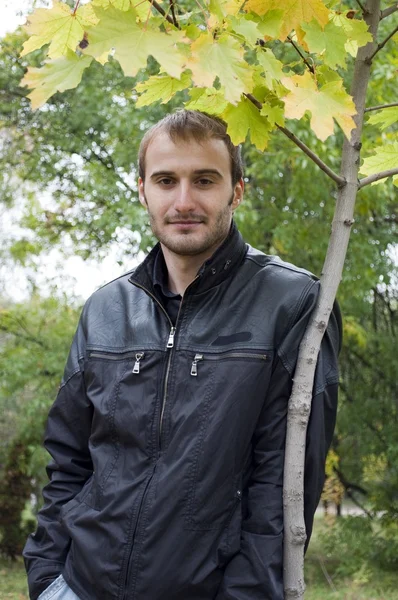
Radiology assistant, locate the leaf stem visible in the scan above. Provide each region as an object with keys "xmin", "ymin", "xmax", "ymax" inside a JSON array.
[
  {"xmin": 148, "ymin": 0, "xmax": 180, "ymax": 28},
  {"xmin": 367, "ymin": 24, "xmax": 398, "ymax": 61},
  {"xmin": 244, "ymin": 93, "xmax": 346, "ymax": 187},
  {"xmin": 365, "ymin": 102, "xmax": 398, "ymax": 112},
  {"xmin": 358, "ymin": 167, "xmax": 398, "ymax": 188},
  {"xmin": 380, "ymin": 3, "xmax": 398, "ymax": 19},
  {"xmin": 73, "ymin": 0, "xmax": 81, "ymax": 15},
  {"xmin": 287, "ymin": 36, "xmax": 315, "ymax": 74}
]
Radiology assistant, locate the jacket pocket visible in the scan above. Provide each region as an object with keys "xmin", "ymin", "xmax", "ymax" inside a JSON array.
[
  {"xmin": 59, "ymin": 474, "xmax": 97, "ymax": 524},
  {"xmin": 183, "ymin": 351, "xmax": 271, "ymax": 531}
]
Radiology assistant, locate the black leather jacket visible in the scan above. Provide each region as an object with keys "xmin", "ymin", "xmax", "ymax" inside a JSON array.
[{"xmin": 24, "ymin": 224, "xmax": 341, "ymax": 600}]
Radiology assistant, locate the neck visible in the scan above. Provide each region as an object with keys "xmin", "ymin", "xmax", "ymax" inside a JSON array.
[{"xmin": 160, "ymin": 247, "xmax": 207, "ymax": 296}]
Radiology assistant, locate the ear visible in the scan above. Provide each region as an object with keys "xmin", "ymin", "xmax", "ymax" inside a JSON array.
[
  {"xmin": 138, "ymin": 177, "xmax": 147, "ymax": 208},
  {"xmin": 231, "ymin": 178, "xmax": 244, "ymax": 212}
]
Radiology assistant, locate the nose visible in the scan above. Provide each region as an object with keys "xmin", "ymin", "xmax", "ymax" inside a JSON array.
[{"xmin": 174, "ymin": 181, "xmax": 196, "ymax": 212}]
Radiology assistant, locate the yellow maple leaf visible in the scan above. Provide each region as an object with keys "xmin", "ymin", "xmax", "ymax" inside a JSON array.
[
  {"xmin": 188, "ymin": 32, "xmax": 254, "ymax": 104},
  {"xmin": 282, "ymin": 71, "xmax": 356, "ymax": 141},
  {"xmin": 85, "ymin": 6, "xmax": 186, "ymax": 79},
  {"xmin": 21, "ymin": 51, "xmax": 93, "ymax": 109},
  {"xmin": 92, "ymin": 0, "xmax": 132, "ymax": 9},
  {"xmin": 21, "ymin": 0, "xmax": 98, "ymax": 59},
  {"xmin": 244, "ymin": 0, "xmax": 330, "ymax": 40}
]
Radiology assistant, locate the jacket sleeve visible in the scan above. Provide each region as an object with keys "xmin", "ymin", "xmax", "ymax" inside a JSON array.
[
  {"xmin": 23, "ymin": 311, "xmax": 93, "ymax": 600},
  {"xmin": 216, "ymin": 282, "xmax": 342, "ymax": 600}
]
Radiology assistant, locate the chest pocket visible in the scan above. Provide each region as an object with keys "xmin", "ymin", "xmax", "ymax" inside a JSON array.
[
  {"xmin": 183, "ymin": 350, "xmax": 272, "ymax": 531},
  {"xmin": 84, "ymin": 349, "xmax": 164, "ymax": 497}
]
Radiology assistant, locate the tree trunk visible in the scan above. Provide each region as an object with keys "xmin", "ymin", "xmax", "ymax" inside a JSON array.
[{"xmin": 282, "ymin": 1, "xmax": 382, "ymax": 597}]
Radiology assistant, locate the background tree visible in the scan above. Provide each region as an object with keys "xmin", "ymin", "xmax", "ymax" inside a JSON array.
[{"xmin": 1, "ymin": 0, "xmax": 397, "ymax": 595}]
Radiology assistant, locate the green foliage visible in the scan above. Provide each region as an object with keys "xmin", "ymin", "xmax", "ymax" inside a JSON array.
[
  {"xmin": 319, "ymin": 516, "xmax": 398, "ymax": 578},
  {"xmin": 0, "ymin": 293, "xmax": 82, "ymax": 555}
]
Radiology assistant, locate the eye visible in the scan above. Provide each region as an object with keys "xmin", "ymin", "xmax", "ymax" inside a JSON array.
[
  {"xmin": 157, "ymin": 177, "xmax": 174, "ymax": 186},
  {"xmin": 196, "ymin": 178, "xmax": 213, "ymax": 186}
]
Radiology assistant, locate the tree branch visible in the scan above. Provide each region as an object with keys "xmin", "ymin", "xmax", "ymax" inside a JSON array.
[
  {"xmin": 380, "ymin": 3, "xmax": 398, "ymax": 19},
  {"xmin": 359, "ymin": 167, "xmax": 398, "ymax": 188},
  {"xmin": 367, "ymin": 24, "xmax": 398, "ymax": 61},
  {"xmin": 354, "ymin": 0, "xmax": 368, "ymax": 14},
  {"xmin": 244, "ymin": 93, "xmax": 346, "ymax": 186},
  {"xmin": 286, "ymin": 36, "xmax": 315, "ymax": 74},
  {"xmin": 169, "ymin": 0, "xmax": 179, "ymax": 28},
  {"xmin": 148, "ymin": 0, "xmax": 180, "ymax": 28},
  {"xmin": 365, "ymin": 102, "xmax": 398, "ymax": 112},
  {"xmin": 277, "ymin": 124, "xmax": 347, "ymax": 186}
]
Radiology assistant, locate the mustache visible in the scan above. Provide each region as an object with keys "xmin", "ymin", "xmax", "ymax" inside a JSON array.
[{"xmin": 166, "ymin": 216, "xmax": 207, "ymax": 223}]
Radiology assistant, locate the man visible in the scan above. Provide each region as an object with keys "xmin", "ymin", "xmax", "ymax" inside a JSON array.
[{"xmin": 24, "ymin": 110, "xmax": 341, "ymax": 600}]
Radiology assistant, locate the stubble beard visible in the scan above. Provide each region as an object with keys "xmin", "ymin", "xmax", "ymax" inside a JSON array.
[{"xmin": 145, "ymin": 193, "xmax": 234, "ymax": 257}]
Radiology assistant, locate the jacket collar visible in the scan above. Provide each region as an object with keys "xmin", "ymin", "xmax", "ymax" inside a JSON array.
[{"xmin": 129, "ymin": 220, "xmax": 247, "ymax": 296}]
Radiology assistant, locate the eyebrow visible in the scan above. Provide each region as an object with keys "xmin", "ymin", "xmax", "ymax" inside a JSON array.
[{"xmin": 149, "ymin": 169, "xmax": 223, "ymax": 180}]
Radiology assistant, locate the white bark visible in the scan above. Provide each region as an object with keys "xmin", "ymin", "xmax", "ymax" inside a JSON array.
[{"xmin": 282, "ymin": 1, "xmax": 382, "ymax": 598}]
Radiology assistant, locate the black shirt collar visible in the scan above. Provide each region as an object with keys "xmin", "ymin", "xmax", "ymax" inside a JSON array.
[{"xmin": 129, "ymin": 220, "xmax": 247, "ymax": 297}]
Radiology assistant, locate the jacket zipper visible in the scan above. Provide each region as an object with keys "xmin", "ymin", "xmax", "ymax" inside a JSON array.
[
  {"xmin": 88, "ymin": 351, "xmax": 145, "ymax": 375},
  {"xmin": 122, "ymin": 277, "xmax": 197, "ymax": 599},
  {"xmin": 190, "ymin": 352, "xmax": 268, "ymax": 376}
]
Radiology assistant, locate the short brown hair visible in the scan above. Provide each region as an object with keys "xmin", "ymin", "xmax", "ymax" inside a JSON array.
[{"xmin": 138, "ymin": 110, "xmax": 243, "ymax": 185}]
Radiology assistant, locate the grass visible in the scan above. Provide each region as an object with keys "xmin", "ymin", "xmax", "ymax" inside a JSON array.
[
  {"xmin": 1, "ymin": 517, "xmax": 398, "ymax": 600},
  {"xmin": 0, "ymin": 558, "xmax": 28, "ymax": 600}
]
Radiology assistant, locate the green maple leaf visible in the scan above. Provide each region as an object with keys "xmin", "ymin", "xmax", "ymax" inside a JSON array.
[
  {"xmin": 85, "ymin": 6, "xmax": 186, "ymax": 79},
  {"xmin": 260, "ymin": 103, "xmax": 284, "ymax": 126},
  {"xmin": 367, "ymin": 107, "xmax": 398, "ymax": 130},
  {"xmin": 282, "ymin": 71, "xmax": 356, "ymax": 141},
  {"xmin": 360, "ymin": 143, "xmax": 398, "ymax": 186},
  {"xmin": 21, "ymin": 0, "xmax": 98, "ymax": 58},
  {"xmin": 256, "ymin": 48, "xmax": 286, "ymax": 90},
  {"xmin": 188, "ymin": 32, "xmax": 254, "ymax": 104},
  {"xmin": 331, "ymin": 12, "xmax": 372, "ymax": 56},
  {"xmin": 185, "ymin": 87, "xmax": 229, "ymax": 114},
  {"xmin": 302, "ymin": 19, "xmax": 348, "ymax": 68},
  {"xmin": 222, "ymin": 96, "xmax": 272, "ymax": 149},
  {"xmin": 256, "ymin": 10, "xmax": 284, "ymax": 38},
  {"xmin": 21, "ymin": 51, "xmax": 93, "ymax": 109},
  {"xmin": 135, "ymin": 71, "xmax": 192, "ymax": 107},
  {"xmin": 227, "ymin": 16, "xmax": 265, "ymax": 46}
]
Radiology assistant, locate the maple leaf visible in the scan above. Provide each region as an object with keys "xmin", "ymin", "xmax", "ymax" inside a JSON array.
[
  {"xmin": 244, "ymin": 0, "xmax": 330, "ymax": 40},
  {"xmin": 208, "ymin": 0, "xmax": 242, "ymax": 28},
  {"xmin": 21, "ymin": 0, "xmax": 98, "ymax": 59},
  {"xmin": 331, "ymin": 12, "xmax": 372, "ymax": 56},
  {"xmin": 256, "ymin": 10, "xmax": 284, "ymax": 38},
  {"xmin": 260, "ymin": 103, "xmax": 284, "ymax": 126},
  {"xmin": 302, "ymin": 19, "xmax": 348, "ymax": 68},
  {"xmin": 188, "ymin": 32, "xmax": 254, "ymax": 104},
  {"xmin": 85, "ymin": 6, "xmax": 186, "ymax": 79},
  {"xmin": 256, "ymin": 48, "xmax": 286, "ymax": 90},
  {"xmin": 185, "ymin": 87, "xmax": 229, "ymax": 114},
  {"xmin": 228, "ymin": 15, "xmax": 265, "ymax": 46},
  {"xmin": 360, "ymin": 143, "xmax": 398, "ymax": 186},
  {"xmin": 135, "ymin": 71, "xmax": 192, "ymax": 107},
  {"xmin": 222, "ymin": 96, "xmax": 272, "ymax": 149},
  {"xmin": 367, "ymin": 107, "xmax": 398, "ymax": 130},
  {"xmin": 92, "ymin": 0, "xmax": 132, "ymax": 10},
  {"xmin": 21, "ymin": 51, "xmax": 93, "ymax": 109},
  {"xmin": 282, "ymin": 71, "xmax": 356, "ymax": 141}
]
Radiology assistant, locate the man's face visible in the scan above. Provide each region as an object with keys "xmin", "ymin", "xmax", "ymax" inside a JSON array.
[{"xmin": 138, "ymin": 132, "xmax": 243, "ymax": 259}]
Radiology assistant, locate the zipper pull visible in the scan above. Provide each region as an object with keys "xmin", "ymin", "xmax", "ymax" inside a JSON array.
[
  {"xmin": 191, "ymin": 354, "xmax": 203, "ymax": 377},
  {"xmin": 167, "ymin": 327, "xmax": 176, "ymax": 349},
  {"xmin": 133, "ymin": 352, "xmax": 144, "ymax": 374}
]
